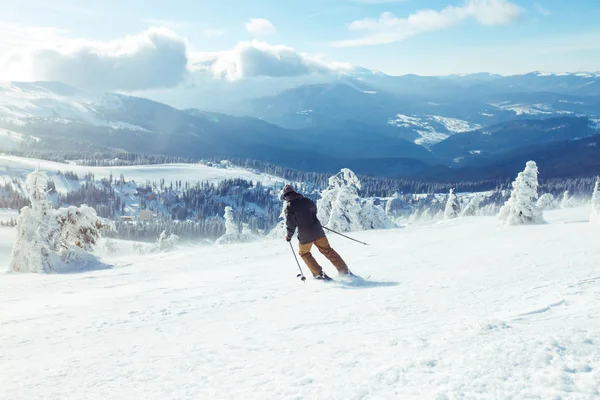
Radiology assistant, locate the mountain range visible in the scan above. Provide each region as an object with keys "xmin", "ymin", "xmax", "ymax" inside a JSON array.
[{"xmin": 1, "ymin": 70, "xmax": 600, "ymax": 181}]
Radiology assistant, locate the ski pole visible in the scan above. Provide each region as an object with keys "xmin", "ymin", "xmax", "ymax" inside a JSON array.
[
  {"xmin": 289, "ymin": 242, "xmax": 306, "ymax": 282},
  {"xmin": 323, "ymin": 227, "xmax": 369, "ymax": 246}
]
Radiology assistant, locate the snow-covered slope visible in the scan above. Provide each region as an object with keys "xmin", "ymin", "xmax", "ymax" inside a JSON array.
[
  {"xmin": 0, "ymin": 128, "xmax": 40, "ymax": 150},
  {"xmin": 491, "ymin": 101, "xmax": 573, "ymax": 116},
  {"xmin": 1, "ymin": 207, "xmax": 599, "ymax": 399},
  {"xmin": 0, "ymin": 82, "xmax": 150, "ymax": 132},
  {"xmin": 388, "ymin": 114, "xmax": 482, "ymax": 146},
  {"xmin": 0, "ymin": 155, "xmax": 283, "ymax": 193}
]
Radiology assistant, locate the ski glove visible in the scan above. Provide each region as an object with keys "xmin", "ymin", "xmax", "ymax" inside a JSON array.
[{"xmin": 285, "ymin": 235, "xmax": 292, "ymax": 242}]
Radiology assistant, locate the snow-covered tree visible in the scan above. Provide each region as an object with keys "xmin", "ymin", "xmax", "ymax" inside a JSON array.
[
  {"xmin": 9, "ymin": 169, "xmax": 113, "ymax": 273},
  {"xmin": 217, "ymin": 206, "xmax": 257, "ymax": 244},
  {"xmin": 434, "ymin": 210, "xmax": 444, "ymax": 221},
  {"xmin": 590, "ymin": 178, "xmax": 600, "ymax": 223},
  {"xmin": 536, "ymin": 193, "xmax": 556, "ymax": 210},
  {"xmin": 444, "ymin": 189, "xmax": 461, "ymax": 219},
  {"xmin": 359, "ymin": 199, "xmax": 395, "ymax": 229},
  {"xmin": 561, "ymin": 191, "xmax": 571, "ymax": 208},
  {"xmin": 317, "ymin": 168, "xmax": 394, "ymax": 232},
  {"xmin": 155, "ymin": 230, "xmax": 179, "ymax": 252},
  {"xmin": 461, "ymin": 194, "xmax": 483, "ymax": 217},
  {"xmin": 477, "ymin": 203, "xmax": 500, "ymax": 217},
  {"xmin": 498, "ymin": 161, "xmax": 545, "ymax": 226},
  {"xmin": 317, "ymin": 169, "xmax": 362, "ymax": 232},
  {"xmin": 420, "ymin": 208, "xmax": 434, "ymax": 222},
  {"xmin": 223, "ymin": 206, "xmax": 238, "ymax": 236},
  {"xmin": 385, "ymin": 193, "xmax": 404, "ymax": 216},
  {"xmin": 135, "ymin": 230, "xmax": 180, "ymax": 254},
  {"xmin": 267, "ymin": 202, "xmax": 289, "ymax": 240}
]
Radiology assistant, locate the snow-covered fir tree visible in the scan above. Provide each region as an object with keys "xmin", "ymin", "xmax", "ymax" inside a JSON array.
[
  {"xmin": 359, "ymin": 199, "xmax": 394, "ymax": 229},
  {"xmin": 317, "ymin": 169, "xmax": 394, "ymax": 232},
  {"xmin": 536, "ymin": 193, "xmax": 556, "ymax": 210},
  {"xmin": 561, "ymin": 191, "xmax": 571, "ymax": 209},
  {"xmin": 385, "ymin": 193, "xmax": 403, "ymax": 216},
  {"xmin": 9, "ymin": 169, "xmax": 113, "ymax": 273},
  {"xmin": 420, "ymin": 208, "xmax": 434, "ymax": 222},
  {"xmin": 435, "ymin": 210, "xmax": 444, "ymax": 221},
  {"xmin": 498, "ymin": 161, "xmax": 545, "ymax": 226},
  {"xmin": 477, "ymin": 203, "xmax": 500, "ymax": 217},
  {"xmin": 444, "ymin": 188, "xmax": 461, "ymax": 219},
  {"xmin": 267, "ymin": 201, "xmax": 289, "ymax": 240},
  {"xmin": 150, "ymin": 230, "xmax": 180, "ymax": 253},
  {"xmin": 217, "ymin": 206, "xmax": 256, "ymax": 244},
  {"xmin": 223, "ymin": 206, "xmax": 238, "ymax": 236},
  {"xmin": 317, "ymin": 169, "xmax": 363, "ymax": 232},
  {"xmin": 590, "ymin": 177, "xmax": 600, "ymax": 223},
  {"xmin": 461, "ymin": 194, "xmax": 483, "ymax": 217}
]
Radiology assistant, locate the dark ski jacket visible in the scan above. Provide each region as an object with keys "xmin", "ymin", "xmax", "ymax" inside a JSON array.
[{"xmin": 284, "ymin": 192, "xmax": 326, "ymax": 244}]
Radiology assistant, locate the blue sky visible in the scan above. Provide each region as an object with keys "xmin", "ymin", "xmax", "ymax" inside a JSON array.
[{"xmin": 1, "ymin": 0, "xmax": 600, "ymax": 90}]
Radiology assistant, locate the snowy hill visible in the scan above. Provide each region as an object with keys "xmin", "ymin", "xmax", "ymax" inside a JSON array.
[
  {"xmin": 431, "ymin": 116, "xmax": 599, "ymax": 161},
  {"xmin": 0, "ymin": 156, "xmax": 287, "ymax": 237},
  {"xmin": 0, "ymin": 155, "xmax": 283, "ymax": 192},
  {"xmin": 388, "ymin": 114, "xmax": 482, "ymax": 147},
  {"xmin": 1, "ymin": 206, "xmax": 599, "ymax": 398},
  {"xmin": 0, "ymin": 81, "xmax": 149, "ymax": 131}
]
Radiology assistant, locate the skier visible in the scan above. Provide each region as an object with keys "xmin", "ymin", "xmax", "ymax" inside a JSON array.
[{"xmin": 282, "ymin": 184, "xmax": 353, "ymax": 280}]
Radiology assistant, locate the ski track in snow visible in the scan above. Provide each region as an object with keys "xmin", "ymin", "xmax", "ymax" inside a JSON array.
[{"xmin": 1, "ymin": 207, "xmax": 600, "ymax": 399}]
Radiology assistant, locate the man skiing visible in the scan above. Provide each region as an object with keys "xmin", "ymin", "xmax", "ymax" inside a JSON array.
[{"xmin": 282, "ymin": 184, "xmax": 352, "ymax": 280}]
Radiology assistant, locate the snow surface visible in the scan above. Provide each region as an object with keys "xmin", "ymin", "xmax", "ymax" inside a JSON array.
[
  {"xmin": 0, "ymin": 128, "xmax": 39, "ymax": 149},
  {"xmin": 0, "ymin": 208, "xmax": 18, "ymax": 222},
  {"xmin": 0, "ymin": 82, "xmax": 150, "ymax": 132},
  {"xmin": 0, "ymin": 155, "xmax": 283, "ymax": 192},
  {"xmin": 1, "ymin": 207, "xmax": 600, "ymax": 399},
  {"xmin": 491, "ymin": 102, "xmax": 573, "ymax": 116},
  {"xmin": 388, "ymin": 114, "xmax": 481, "ymax": 147},
  {"xmin": 429, "ymin": 116, "xmax": 481, "ymax": 133}
]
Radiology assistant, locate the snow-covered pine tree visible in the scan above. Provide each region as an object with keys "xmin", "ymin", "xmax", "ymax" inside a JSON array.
[
  {"xmin": 536, "ymin": 193, "xmax": 556, "ymax": 210},
  {"xmin": 420, "ymin": 208, "xmax": 433, "ymax": 222},
  {"xmin": 317, "ymin": 168, "xmax": 394, "ymax": 232},
  {"xmin": 148, "ymin": 230, "xmax": 179, "ymax": 253},
  {"xmin": 435, "ymin": 210, "xmax": 444, "ymax": 221},
  {"xmin": 561, "ymin": 191, "xmax": 572, "ymax": 209},
  {"xmin": 26, "ymin": 168, "xmax": 52, "ymax": 215},
  {"xmin": 498, "ymin": 161, "xmax": 545, "ymax": 226},
  {"xmin": 359, "ymin": 199, "xmax": 396, "ymax": 230},
  {"xmin": 461, "ymin": 194, "xmax": 483, "ymax": 217},
  {"xmin": 444, "ymin": 189, "xmax": 461, "ymax": 219},
  {"xmin": 9, "ymin": 169, "xmax": 113, "ymax": 273},
  {"xmin": 223, "ymin": 206, "xmax": 238, "ymax": 236},
  {"xmin": 267, "ymin": 201, "xmax": 289, "ymax": 240},
  {"xmin": 217, "ymin": 206, "xmax": 256, "ymax": 244},
  {"xmin": 316, "ymin": 169, "xmax": 361, "ymax": 231},
  {"xmin": 385, "ymin": 193, "xmax": 402, "ymax": 216},
  {"xmin": 317, "ymin": 169, "xmax": 364, "ymax": 232},
  {"xmin": 590, "ymin": 177, "xmax": 600, "ymax": 223}
]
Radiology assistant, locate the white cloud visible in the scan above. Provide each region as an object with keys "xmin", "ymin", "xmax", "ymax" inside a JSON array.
[
  {"xmin": 0, "ymin": 23, "xmax": 70, "ymax": 81},
  {"xmin": 245, "ymin": 18, "xmax": 276, "ymax": 36},
  {"xmin": 27, "ymin": 27, "xmax": 189, "ymax": 91},
  {"xmin": 332, "ymin": 0, "xmax": 525, "ymax": 46},
  {"xmin": 191, "ymin": 40, "xmax": 353, "ymax": 81}
]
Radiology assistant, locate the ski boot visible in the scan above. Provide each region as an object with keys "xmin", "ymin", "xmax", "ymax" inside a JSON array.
[{"xmin": 314, "ymin": 272, "xmax": 333, "ymax": 281}]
